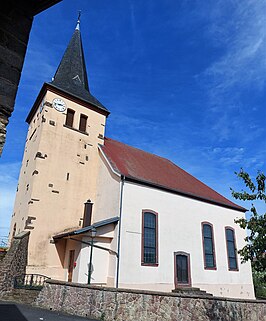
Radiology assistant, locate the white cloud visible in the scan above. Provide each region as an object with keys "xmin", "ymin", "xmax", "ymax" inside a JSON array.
[
  {"xmin": 199, "ymin": 0, "xmax": 266, "ymax": 142},
  {"xmin": 205, "ymin": 0, "xmax": 266, "ymax": 91}
]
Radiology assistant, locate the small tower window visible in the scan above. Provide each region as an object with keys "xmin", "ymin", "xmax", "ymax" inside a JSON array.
[
  {"xmin": 79, "ymin": 114, "xmax": 88, "ymax": 132},
  {"xmin": 65, "ymin": 109, "xmax": 75, "ymax": 127}
]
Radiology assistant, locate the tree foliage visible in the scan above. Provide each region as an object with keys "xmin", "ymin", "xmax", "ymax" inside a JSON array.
[{"xmin": 231, "ymin": 169, "xmax": 266, "ymax": 273}]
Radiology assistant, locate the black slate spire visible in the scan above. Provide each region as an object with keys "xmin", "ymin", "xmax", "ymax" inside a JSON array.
[{"xmin": 50, "ymin": 16, "xmax": 108, "ymax": 113}]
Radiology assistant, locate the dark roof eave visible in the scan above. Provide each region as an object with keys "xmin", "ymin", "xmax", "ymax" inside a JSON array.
[
  {"xmin": 53, "ymin": 216, "xmax": 119, "ymax": 240},
  {"xmin": 31, "ymin": 0, "xmax": 62, "ymax": 15},
  {"xmin": 26, "ymin": 83, "xmax": 110, "ymax": 124},
  {"xmin": 47, "ymin": 83, "xmax": 110, "ymax": 114},
  {"xmin": 123, "ymin": 175, "xmax": 247, "ymax": 213}
]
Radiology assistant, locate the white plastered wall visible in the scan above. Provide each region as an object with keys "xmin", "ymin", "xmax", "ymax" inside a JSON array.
[
  {"xmin": 75, "ymin": 224, "xmax": 117, "ymax": 285},
  {"xmin": 118, "ymin": 181, "xmax": 255, "ymax": 299}
]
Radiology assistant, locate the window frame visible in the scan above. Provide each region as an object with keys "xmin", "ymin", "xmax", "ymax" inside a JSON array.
[
  {"xmin": 141, "ymin": 209, "xmax": 159, "ymax": 267},
  {"xmin": 79, "ymin": 114, "xmax": 88, "ymax": 133},
  {"xmin": 65, "ymin": 108, "xmax": 75, "ymax": 128},
  {"xmin": 174, "ymin": 251, "xmax": 192, "ymax": 288},
  {"xmin": 225, "ymin": 226, "xmax": 239, "ymax": 271},
  {"xmin": 201, "ymin": 222, "xmax": 217, "ymax": 270}
]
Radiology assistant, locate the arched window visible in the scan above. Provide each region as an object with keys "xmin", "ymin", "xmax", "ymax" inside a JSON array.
[
  {"xmin": 65, "ymin": 109, "xmax": 75, "ymax": 127},
  {"xmin": 202, "ymin": 222, "xmax": 216, "ymax": 269},
  {"xmin": 142, "ymin": 210, "xmax": 158, "ymax": 266},
  {"xmin": 225, "ymin": 227, "xmax": 238, "ymax": 271}
]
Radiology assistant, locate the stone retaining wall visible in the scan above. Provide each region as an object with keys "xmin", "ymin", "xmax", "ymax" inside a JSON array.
[
  {"xmin": 0, "ymin": 231, "xmax": 29, "ymax": 295},
  {"xmin": 36, "ymin": 280, "xmax": 266, "ymax": 321}
]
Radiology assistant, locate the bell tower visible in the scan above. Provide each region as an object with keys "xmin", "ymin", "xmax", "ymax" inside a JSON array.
[{"xmin": 9, "ymin": 17, "xmax": 110, "ymax": 278}]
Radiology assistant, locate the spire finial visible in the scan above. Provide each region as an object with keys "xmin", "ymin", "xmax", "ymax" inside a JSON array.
[{"xmin": 75, "ymin": 10, "xmax": 81, "ymax": 30}]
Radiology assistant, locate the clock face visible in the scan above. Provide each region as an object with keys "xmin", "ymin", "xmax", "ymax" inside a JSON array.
[{"xmin": 52, "ymin": 98, "xmax": 66, "ymax": 112}]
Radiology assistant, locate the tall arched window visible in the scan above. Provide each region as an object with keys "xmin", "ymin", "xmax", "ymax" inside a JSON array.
[
  {"xmin": 142, "ymin": 210, "xmax": 158, "ymax": 266},
  {"xmin": 202, "ymin": 222, "xmax": 216, "ymax": 269},
  {"xmin": 225, "ymin": 227, "xmax": 238, "ymax": 271}
]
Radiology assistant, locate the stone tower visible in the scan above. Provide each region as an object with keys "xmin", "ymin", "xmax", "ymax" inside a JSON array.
[{"xmin": 9, "ymin": 19, "xmax": 109, "ymax": 278}]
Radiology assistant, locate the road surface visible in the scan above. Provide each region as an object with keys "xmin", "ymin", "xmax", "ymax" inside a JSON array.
[{"xmin": 0, "ymin": 301, "xmax": 97, "ymax": 321}]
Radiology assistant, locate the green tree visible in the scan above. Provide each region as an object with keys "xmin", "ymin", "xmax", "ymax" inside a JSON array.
[{"xmin": 231, "ymin": 169, "xmax": 266, "ymax": 298}]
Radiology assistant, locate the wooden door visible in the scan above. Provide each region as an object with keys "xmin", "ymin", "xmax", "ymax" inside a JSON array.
[
  {"xmin": 174, "ymin": 252, "xmax": 191, "ymax": 287},
  {"xmin": 68, "ymin": 250, "xmax": 75, "ymax": 282}
]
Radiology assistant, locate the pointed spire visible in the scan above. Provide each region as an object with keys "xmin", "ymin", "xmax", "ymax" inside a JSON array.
[{"xmin": 50, "ymin": 16, "xmax": 109, "ymax": 113}]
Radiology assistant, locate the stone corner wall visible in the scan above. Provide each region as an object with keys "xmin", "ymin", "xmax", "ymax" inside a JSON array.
[
  {"xmin": 0, "ymin": 231, "xmax": 30, "ymax": 295},
  {"xmin": 36, "ymin": 280, "xmax": 266, "ymax": 321}
]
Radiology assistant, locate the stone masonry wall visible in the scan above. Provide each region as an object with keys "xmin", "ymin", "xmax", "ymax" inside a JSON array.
[
  {"xmin": 0, "ymin": 231, "xmax": 29, "ymax": 295},
  {"xmin": 36, "ymin": 280, "xmax": 266, "ymax": 321},
  {"xmin": 0, "ymin": 2, "xmax": 33, "ymax": 154}
]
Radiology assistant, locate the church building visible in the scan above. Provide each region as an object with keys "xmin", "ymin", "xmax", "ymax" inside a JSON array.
[{"xmin": 9, "ymin": 19, "xmax": 255, "ymax": 299}]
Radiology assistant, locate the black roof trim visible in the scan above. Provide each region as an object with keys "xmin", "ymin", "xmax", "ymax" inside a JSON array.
[
  {"xmin": 53, "ymin": 216, "xmax": 119, "ymax": 240},
  {"xmin": 26, "ymin": 82, "xmax": 110, "ymax": 124},
  {"xmin": 48, "ymin": 82, "xmax": 109, "ymax": 113},
  {"xmin": 123, "ymin": 176, "xmax": 247, "ymax": 213}
]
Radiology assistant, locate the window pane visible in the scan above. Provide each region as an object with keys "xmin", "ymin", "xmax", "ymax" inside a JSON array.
[
  {"xmin": 226, "ymin": 229, "xmax": 234, "ymax": 242},
  {"xmin": 203, "ymin": 224, "xmax": 212, "ymax": 238},
  {"xmin": 144, "ymin": 247, "xmax": 156, "ymax": 263},
  {"xmin": 227, "ymin": 241, "xmax": 236, "ymax": 258},
  {"xmin": 226, "ymin": 228, "xmax": 238, "ymax": 270},
  {"xmin": 205, "ymin": 254, "xmax": 214, "ymax": 267},
  {"xmin": 143, "ymin": 212, "xmax": 157, "ymax": 264},
  {"xmin": 202, "ymin": 223, "xmax": 216, "ymax": 268},
  {"xmin": 144, "ymin": 228, "xmax": 155, "ymax": 247},
  {"xmin": 144, "ymin": 213, "xmax": 156, "ymax": 228},
  {"xmin": 204, "ymin": 238, "xmax": 213, "ymax": 255},
  {"xmin": 229, "ymin": 257, "xmax": 237, "ymax": 270}
]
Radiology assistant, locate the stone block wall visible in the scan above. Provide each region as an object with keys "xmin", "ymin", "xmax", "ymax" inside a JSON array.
[
  {"xmin": 36, "ymin": 280, "xmax": 266, "ymax": 321},
  {"xmin": 0, "ymin": 231, "xmax": 29, "ymax": 295},
  {"xmin": 0, "ymin": 2, "xmax": 33, "ymax": 154}
]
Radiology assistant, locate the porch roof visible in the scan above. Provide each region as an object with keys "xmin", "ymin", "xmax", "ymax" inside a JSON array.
[{"xmin": 53, "ymin": 216, "xmax": 119, "ymax": 240}]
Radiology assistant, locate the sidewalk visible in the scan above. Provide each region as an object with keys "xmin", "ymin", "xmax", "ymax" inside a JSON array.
[{"xmin": 0, "ymin": 301, "xmax": 97, "ymax": 321}]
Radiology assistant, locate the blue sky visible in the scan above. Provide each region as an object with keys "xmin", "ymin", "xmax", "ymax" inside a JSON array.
[{"xmin": 1, "ymin": 0, "xmax": 266, "ymax": 239}]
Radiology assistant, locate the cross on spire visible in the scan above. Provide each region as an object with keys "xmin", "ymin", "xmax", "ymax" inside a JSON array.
[
  {"xmin": 76, "ymin": 10, "xmax": 81, "ymax": 30},
  {"xmin": 50, "ymin": 15, "xmax": 109, "ymax": 113}
]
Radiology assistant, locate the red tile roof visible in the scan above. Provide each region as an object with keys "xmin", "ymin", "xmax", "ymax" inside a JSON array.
[{"xmin": 101, "ymin": 138, "xmax": 246, "ymax": 212}]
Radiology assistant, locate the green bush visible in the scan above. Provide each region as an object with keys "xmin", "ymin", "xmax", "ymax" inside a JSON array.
[{"xmin": 253, "ymin": 270, "xmax": 266, "ymax": 299}]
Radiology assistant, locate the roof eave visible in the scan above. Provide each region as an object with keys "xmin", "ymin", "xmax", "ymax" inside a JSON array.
[
  {"xmin": 53, "ymin": 216, "xmax": 119, "ymax": 240},
  {"xmin": 47, "ymin": 83, "xmax": 110, "ymax": 114},
  {"xmin": 124, "ymin": 176, "xmax": 247, "ymax": 213},
  {"xmin": 26, "ymin": 82, "xmax": 110, "ymax": 124},
  {"xmin": 98, "ymin": 144, "xmax": 121, "ymax": 178}
]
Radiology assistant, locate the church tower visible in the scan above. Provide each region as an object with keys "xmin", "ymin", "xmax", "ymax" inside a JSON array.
[{"xmin": 9, "ymin": 18, "xmax": 109, "ymax": 278}]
